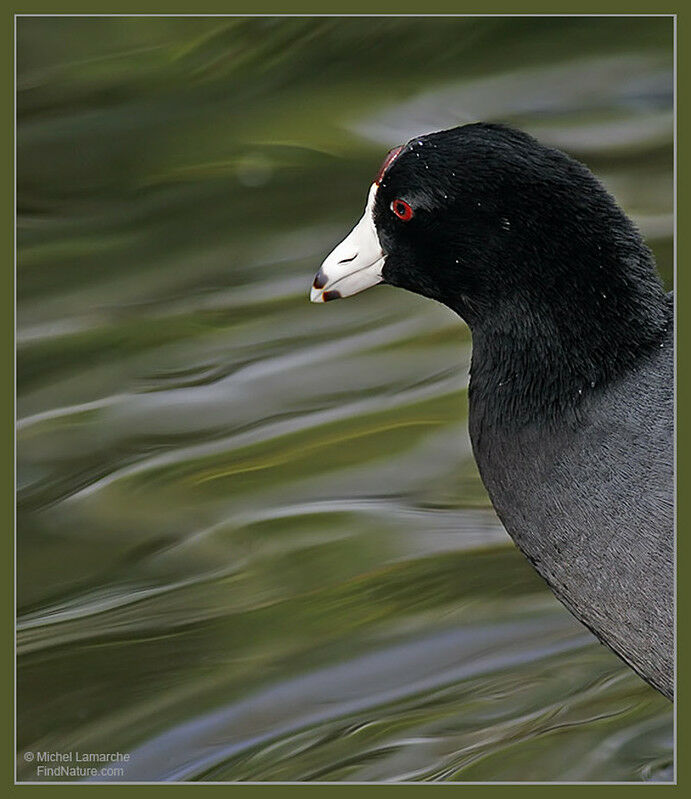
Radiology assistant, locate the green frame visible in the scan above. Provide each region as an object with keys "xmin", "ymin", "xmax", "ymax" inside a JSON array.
[{"xmin": 5, "ymin": 5, "xmax": 682, "ymax": 795}]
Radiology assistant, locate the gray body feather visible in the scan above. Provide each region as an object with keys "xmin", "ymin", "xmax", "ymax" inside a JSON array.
[{"xmin": 469, "ymin": 324, "xmax": 674, "ymax": 698}]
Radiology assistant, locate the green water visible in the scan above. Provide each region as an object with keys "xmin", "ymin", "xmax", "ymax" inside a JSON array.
[{"xmin": 17, "ymin": 17, "xmax": 674, "ymax": 782}]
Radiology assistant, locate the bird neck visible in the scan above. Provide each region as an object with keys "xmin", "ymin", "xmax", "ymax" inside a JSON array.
[{"xmin": 461, "ymin": 256, "xmax": 671, "ymax": 431}]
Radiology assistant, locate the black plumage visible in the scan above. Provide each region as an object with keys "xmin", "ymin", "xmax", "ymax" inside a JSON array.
[{"xmin": 312, "ymin": 123, "xmax": 674, "ymax": 699}]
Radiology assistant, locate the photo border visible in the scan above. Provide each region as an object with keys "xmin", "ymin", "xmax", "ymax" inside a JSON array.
[{"xmin": 5, "ymin": 4, "xmax": 683, "ymax": 795}]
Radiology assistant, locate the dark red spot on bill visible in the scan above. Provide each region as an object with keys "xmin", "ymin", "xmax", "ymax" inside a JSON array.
[
  {"xmin": 323, "ymin": 290, "xmax": 342, "ymax": 302},
  {"xmin": 375, "ymin": 145, "xmax": 403, "ymax": 185}
]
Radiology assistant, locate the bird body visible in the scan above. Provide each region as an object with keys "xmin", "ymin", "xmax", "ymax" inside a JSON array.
[
  {"xmin": 310, "ymin": 123, "xmax": 674, "ymax": 698},
  {"xmin": 469, "ymin": 312, "xmax": 673, "ymax": 698}
]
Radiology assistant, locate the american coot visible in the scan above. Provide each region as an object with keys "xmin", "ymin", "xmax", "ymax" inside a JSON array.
[{"xmin": 310, "ymin": 124, "xmax": 674, "ymax": 700}]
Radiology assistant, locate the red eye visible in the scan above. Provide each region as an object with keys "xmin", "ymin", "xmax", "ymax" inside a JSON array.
[{"xmin": 391, "ymin": 199, "xmax": 413, "ymax": 221}]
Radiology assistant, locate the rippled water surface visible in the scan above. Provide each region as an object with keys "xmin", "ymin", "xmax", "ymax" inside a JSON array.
[{"xmin": 17, "ymin": 17, "xmax": 674, "ymax": 782}]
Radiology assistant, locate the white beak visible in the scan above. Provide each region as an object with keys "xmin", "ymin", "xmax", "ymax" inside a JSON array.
[{"xmin": 310, "ymin": 184, "xmax": 386, "ymax": 302}]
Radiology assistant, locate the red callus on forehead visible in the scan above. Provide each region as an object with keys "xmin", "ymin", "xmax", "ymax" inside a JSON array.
[{"xmin": 375, "ymin": 145, "xmax": 403, "ymax": 185}]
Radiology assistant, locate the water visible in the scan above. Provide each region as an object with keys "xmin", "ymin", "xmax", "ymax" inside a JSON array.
[{"xmin": 16, "ymin": 17, "xmax": 674, "ymax": 782}]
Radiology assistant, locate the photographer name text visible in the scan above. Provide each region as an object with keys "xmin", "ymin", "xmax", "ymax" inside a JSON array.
[{"xmin": 23, "ymin": 750, "xmax": 130, "ymax": 779}]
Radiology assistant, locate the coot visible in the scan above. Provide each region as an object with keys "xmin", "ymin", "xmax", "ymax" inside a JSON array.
[{"xmin": 310, "ymin": 124, "xmax": 674, "ymax": 699}]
